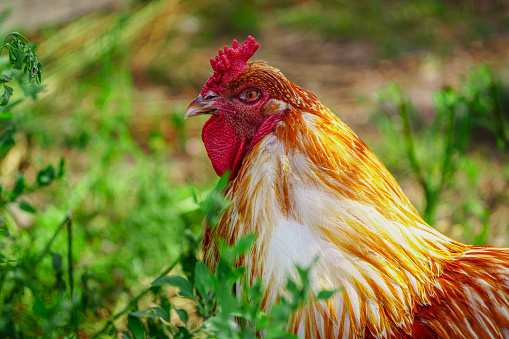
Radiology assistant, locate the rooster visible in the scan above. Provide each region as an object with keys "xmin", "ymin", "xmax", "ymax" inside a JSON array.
[{"xmin": 185, "ymin": 36, "xmax": 509, "ymax": 338}]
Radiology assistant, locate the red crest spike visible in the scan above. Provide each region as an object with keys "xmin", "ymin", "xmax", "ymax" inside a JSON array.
[{"xmin": 201, "ymin": 36, "xmax": 259, "ymax": 97}]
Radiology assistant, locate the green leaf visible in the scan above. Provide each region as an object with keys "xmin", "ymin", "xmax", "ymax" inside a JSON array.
[
  {"xmin": 33, "ymin": 299, "xmax": 49, "ymax": 319},
  {"xmin": 0, "ymin": 75, "xmax": 12, "ymax": 83},
  {"xmin": 128, "ymin": 314, "xmax": 145, "ymax": 339},
  {"xmin": 130, "ymin": 307, "xmax": 170, "ymax": 322},
  {"xmin": 316, "ymin": 289, "xmax": 338, "ymax": 301},
  {"xmin": 151, "ymin": 276, "xmax": 195, "ymax": 300},
  {"xmin": 36, "ymin": 165, "xmax": 56, "ymax": 186},
  {"xmin": 269, "ymin": 302, "xmax": 293, "ymax": 323},
  {"xmin": 174, "ymin": 326, "xmax": 191, "ymax": 338},
  {"xmin": 159, "ymin": 294, "xmax": 172, "ymax": 319},
  {"xmin": 19, "ymin": 201, "xmax": 36, "ymax": 214},
  {"xmin": 247, "ymin": 279, "xmax": 264, "ymax": 305},
  {"xmin": 180, "ymin": 243, "xmax": 198, "ymax": 285},
  {"xmin": 221, "ymin": 233, "xmax": 256, "ymax": 264},
  {"xmin": 9, "ymin": 175, "xmax": 25, "ymax": 201},
  {"xmin": 57, "ymin": 157, "xmax": 66, "ymax": 178},
  {"xmin": 0, "ymin": 127, "xmax": 16, "ymax": 158},
  {"xmin": 36, "ymin": 62, "xmax": 42, "ymax": 83},
  {"xmin": 0, "ymin": 111, "xmax": 13, "ymax": 120},
  {"xmin": 286, "ymin": 279, "xmax": 298, "ymax": 296},
  {"xmin": 233, "ymin": 233, "xmax": 256, "ymax": 256},
  {"xmin": 217, "ymin": 285, "xmax": 239, "ymax": 317},
  {"xmin": 265, "ymin": 327, "xmax": 299, "ymax": 339},
  {"xmin": 152, "ymin": 306, "xmax": 170, "ymax": 322},
  {"xmin": 52, "ymin": 253, "xmax": 62, "ymax": 273},
  {"xmin": 1, "ymin": 85, "xmax": 13, "ymax": 106},
  {"xmin": 8, "ymin": 49, "xmax": 16, "ymax": 68},
  {"xmin": 128, "ymin": 310, "xmax": 148, "ymax": 317},
  {"xmin": 215, "ymin": 260, "xmax": 233, "ymax": 284},
  {"xmin": 52, "ymin": 253, "xmax": 66, "ymax": 291},
  {"xmin": 20, "ymin": 81, "xmax": 45, "ymax": 99},
  {"xmin": 10, "ymin": 47, "xmax": 25, "ymax": 69},
  {"xmin": 174, "ymin": 307, "xmax": 188, "ymax": 324},
  {"xmin": 194, "ymin": 261, "xmax": 214, "ymax": 297}
]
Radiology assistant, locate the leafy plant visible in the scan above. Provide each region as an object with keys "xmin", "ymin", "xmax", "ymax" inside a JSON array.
[
  {"xmin": 88, "ymin": 177, "xmax": 337, "ymax": 338},
  {"xmin": 0, "ymin": 32, "xmax": 68, "ymax": 338},
  {"xmin": 372, "ymin": 65, "xmax": 508, "ymax": 231},
  {"xmin": 0, "ymin": 33, "xmax": 55, "ymax": 210},
  {"xmin": 123, "ymin": 235, "xmax": 336, "ymax": 339}
]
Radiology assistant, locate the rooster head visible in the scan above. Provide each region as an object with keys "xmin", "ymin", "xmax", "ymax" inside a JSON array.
[{"xmin": 185, "ymin": 36, "xmax": 300, "ymax": 179}]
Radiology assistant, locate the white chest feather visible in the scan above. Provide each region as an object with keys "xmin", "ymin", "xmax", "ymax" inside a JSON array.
[
  {"xmin": 226, "ymin": 113, "xmax": 465, "ymax": 338},
  {"xmin": 265, "ymin": 219, "xmax": 320, "ymax": 281}
]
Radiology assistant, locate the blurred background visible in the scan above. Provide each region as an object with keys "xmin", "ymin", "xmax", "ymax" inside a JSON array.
[{"xmin": 0, "ymin": 0, "xmax": 508, "ymax": 337}]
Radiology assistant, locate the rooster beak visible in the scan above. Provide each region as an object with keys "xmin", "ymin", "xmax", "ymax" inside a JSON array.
[{"xmin": 184, "ymin": 95, "xmax": 215, "ymax": 119}]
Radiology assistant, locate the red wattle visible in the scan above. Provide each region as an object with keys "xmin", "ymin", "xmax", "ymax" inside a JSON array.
[
  {"xmin": 202, "ymin": 113, "xmax": 282, "ymax": 180},
  {"xmin": 202, "ymin": 115, "xmax": 246, "ymax": 178}
]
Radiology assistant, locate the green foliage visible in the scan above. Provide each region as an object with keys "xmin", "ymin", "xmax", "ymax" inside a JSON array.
[
  {"xmin": 88, "ymin": 179, "xmax": 336, "ymax": 338},
  {"xmin": 0, "ymin": 33, "xmax": 69, "ymax": 337},
  {"xmin": 372, "ymin": 65, "xmax": 508, "ymax": 239},
  {"xmin": 124, "ymin": 235, "xmax": 336, "ymax": 339},
  {"xmin": 0, "ymin": 33, "xmax": 42, "ymax": 106},
  {"xmin": 0, "ymin": 33, "xmax": 44, "ymax": 158},
  {"xmin": 1, "ymin": 13, "xmax": 212, "ymax": 336},
  {"xmin": 0, "ymin": 32, "xmax": 57, "ymax": 211},
  {"xmin": 276, "ymin": 0, "xmax": 501, "ymax": 58},
  {"xmin": 2, "ymin": 34, "xmax": 42, "ymax": 82}
]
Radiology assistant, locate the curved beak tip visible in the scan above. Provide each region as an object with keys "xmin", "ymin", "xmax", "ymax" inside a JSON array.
[{"xmin": 184, "ymin": 95, "xmax": 207, "ymax": 119}]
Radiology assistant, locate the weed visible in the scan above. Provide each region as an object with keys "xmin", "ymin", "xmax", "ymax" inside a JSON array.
[{"xmin": 372, "ymin": 65, "xmax": 508, "ymax": 238}]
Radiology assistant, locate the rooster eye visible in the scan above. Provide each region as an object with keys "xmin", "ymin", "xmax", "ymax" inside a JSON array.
[{"xmin": 239, "ymin": 88, "xmax": 261, "ymax": 103}]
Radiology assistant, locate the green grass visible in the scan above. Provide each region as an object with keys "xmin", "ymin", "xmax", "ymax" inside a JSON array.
[{"xmin": 370, "ymin": 64, "xmax": 509, "ymax": 244}]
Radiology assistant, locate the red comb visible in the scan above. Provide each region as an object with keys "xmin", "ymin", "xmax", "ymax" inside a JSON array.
[{"xmin": 201, "ymin": 36, "xmax": 259, "ymax": 97}]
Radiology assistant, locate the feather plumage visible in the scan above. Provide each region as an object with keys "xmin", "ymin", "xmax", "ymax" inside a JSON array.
[{"xmin": 187, "ymin": 37, "xmax": 509, "ymax": 338}]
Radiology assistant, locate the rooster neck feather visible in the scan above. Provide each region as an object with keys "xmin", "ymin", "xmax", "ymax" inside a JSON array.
[
  {"xmin": 203, "ymin": 98, "xmax": 470, "ymax": 338},
  {"xmin": 193, "ymin": 38, "xmax": 509, "ymax": 339}
]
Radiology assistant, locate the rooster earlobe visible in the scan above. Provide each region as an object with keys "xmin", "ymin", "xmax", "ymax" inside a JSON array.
[{"xmin": 248, "ymin": 113, "xmax": 283, "ymax": 152}]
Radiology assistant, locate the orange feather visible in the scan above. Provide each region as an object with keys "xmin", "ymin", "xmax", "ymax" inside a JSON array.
[{"xmin": 188, "ymin": 42, "xmax": 509, "ymax": 339}]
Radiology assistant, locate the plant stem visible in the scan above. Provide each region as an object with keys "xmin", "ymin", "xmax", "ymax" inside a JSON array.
[
  {"xmin": 68, "ymin": 216, "xmax": 74, "ymax": 297},
  {"xmin": 398, "ymin": 97, "xmax": 437, "ymax": 221},
  {"xmin": 490, "ymin": 77, "xmax": 507, "ymax": 149},
  {"xmin": 399, "ymin": 99, "xmax": 426, "ymax": 188},
  {"xmin": 430, "ymin": 100, "xmax": 457, "ymax": 222},
  {"xmin": 67, "ymin": 215, "xmax": 76, "ymax": 329},
  {"xmin": 34, "ymin": 214, "xmax": 71, "ymax": 270},
  {"xmin": 3, "ymin": 213, "xmax": 72, "ymax": 312},
  {"xmin": 91, "ymin": 257, "xmax": 181, "ymax": 339},
  {"xmin": 0, "ymin": 32, "xmax": 29, "ymax": 54}
]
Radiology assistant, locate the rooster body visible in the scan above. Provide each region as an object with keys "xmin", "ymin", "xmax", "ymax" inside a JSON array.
[{"xmin": 185, "ymin": 37, "xmax": 509, "ymax": 338}]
